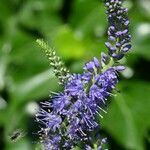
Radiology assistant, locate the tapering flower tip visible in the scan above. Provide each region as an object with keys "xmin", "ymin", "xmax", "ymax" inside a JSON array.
[
  {"xmin": 36, "ymin": 39, "xmax": 69, "ymax": 85},
  {"xmin": 113, "ymin": 65, "xmax": 126, "ymax": 72},
  {"xmin": 105, "ymin": 0, "xmax": 132, "ymax": 60}
]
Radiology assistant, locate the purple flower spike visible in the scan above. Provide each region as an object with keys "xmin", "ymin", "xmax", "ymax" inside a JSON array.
[
  {"xmin": 36, "ymin": 0, "xmax": 131, "ymax": 149},
  {"xmin": 36, "ymin": 65, "xmax": 118, "ymax": 148}
]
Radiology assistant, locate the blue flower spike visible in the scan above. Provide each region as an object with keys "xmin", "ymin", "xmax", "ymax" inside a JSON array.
[{"xmin": 36, "ymin": 0, "xmax": 131, "ymax": 149}]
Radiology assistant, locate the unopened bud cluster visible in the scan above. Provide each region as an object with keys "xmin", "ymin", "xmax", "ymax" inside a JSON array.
[
  {"xmin": 36, "ymin": 39, "xmax": 69, "ymax": 85},
  {"xmin": 105, "ymin": 0, "xmax": 131, "ymax": 60}
]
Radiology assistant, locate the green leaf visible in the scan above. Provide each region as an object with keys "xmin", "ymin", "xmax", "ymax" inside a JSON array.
[
  {"xmin": 10, "ymin": 69, "xmax": 59, "ymax": 104},
  {"xmin": 102, "ymin": 81, "xmax": 150, "ymax": 150}
]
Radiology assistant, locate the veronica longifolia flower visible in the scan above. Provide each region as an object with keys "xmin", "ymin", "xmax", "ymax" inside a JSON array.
[
  {"xmin": 36, "ymin": 62, "xmax": 118, "ymax": 149},
  {"xmin": 36, "ymin": 0, "xmax": 131, "ymax": 149}
]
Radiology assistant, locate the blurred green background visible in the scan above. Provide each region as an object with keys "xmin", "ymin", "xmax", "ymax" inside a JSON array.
[{"xmin": 0, "ymin": 0, "xmax": 150, "ymax": 149}]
